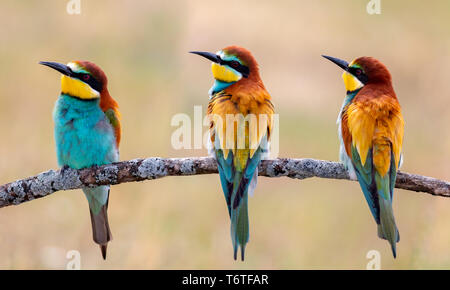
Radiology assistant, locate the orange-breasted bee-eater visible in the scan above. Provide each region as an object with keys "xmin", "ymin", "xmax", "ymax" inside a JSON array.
[
  {"xmin": 191, "ymin": 46, "xmax": 274, "ymax": 260},
  {"xmin": 40, "ymin": 60, "xmax": 121, "ymax": 259},
  {"xmin": 323, "ymin": 55, "xmax": 404, "ymax": 257}
]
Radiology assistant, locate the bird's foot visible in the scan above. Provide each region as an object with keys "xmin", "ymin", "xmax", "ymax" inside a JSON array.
[{"xmin": 60, "ymin": 165, "xmax": 71, "ymax": 175}]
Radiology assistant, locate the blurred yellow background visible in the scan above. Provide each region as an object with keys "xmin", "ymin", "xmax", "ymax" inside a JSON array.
[{"xmin": 0, "ymin": 0, "xmax": 449, "ymax": 269}]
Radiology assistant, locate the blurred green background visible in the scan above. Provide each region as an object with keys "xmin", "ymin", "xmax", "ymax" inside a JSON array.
[{"xmin": 0, "ymin": 0, "xmax": 449, "ymax": 269}]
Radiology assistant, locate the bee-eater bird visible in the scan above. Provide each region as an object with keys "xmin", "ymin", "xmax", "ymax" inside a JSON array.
[
  {"xmin": 40, "ymin": 60, "xmax": 121, "ymax": 259},
  {"xmin": 190, "ymin": 46, "xmax": 274, "ymax": 261},
  {"xmin": 322, "ymin": 55, "xmax": 404, "ymax": 258}
]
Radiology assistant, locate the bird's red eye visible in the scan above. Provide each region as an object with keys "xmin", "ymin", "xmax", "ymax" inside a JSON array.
[
  {"xmin": 355, "ymin": 69, "xmax": 362, "ymax": 76},
  {"xmin": 230, "ymin": 61, "xmax": 239, "ymax": 68},
  {"xmin": 83, "ymin": 74, "xmax": 90, "ymax": 81}
]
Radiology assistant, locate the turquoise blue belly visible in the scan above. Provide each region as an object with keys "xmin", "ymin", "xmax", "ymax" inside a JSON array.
[{"xmin": 53, "ymin": 94, "xmax": 118, "ymax": 169}]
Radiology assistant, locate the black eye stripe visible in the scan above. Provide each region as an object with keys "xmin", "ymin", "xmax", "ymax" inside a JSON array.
[
  {"xmin": 348, "ymin": 67, "xmax": 368, "ymax": 84},
  {"xmin": 223, "ymin": 60, "xmax": 250, "ymax": 78},
  {"xmin": 74, "ymin": 73, "xmax": 102, "ymax": 92}
]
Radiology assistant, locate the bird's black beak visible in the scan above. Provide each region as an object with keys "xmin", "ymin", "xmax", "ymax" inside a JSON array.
[
  {"xmin": 39, "ymin": 61, "xmax": 73, "ymax": 76},
  {"xmin": 189, "ymin": 51, "xmax": 222, "ymax": 64},
  {"xmin": 322, "ymin": 55, "xmax": 349, "ymax": 71}
]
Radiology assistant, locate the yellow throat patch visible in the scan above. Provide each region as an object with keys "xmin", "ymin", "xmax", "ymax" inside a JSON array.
[
  {"xmin": 211, "ymin": 63, "xmax": 241, "ymax": 83},
  {"xmin": 342, "ymin": 71, "xmax": 363, "ymax": 92},
  {"xmin": 61, "ymin": 75, "xmax": 100, "ymax": 99}
]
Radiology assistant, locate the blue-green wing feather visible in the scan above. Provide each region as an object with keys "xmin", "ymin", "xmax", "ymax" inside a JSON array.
[
  {"xmin": 214, "ymin": 144, "xmax": 262, "ymax": 261},
  {"xmin": 216, "ymin": 149, "xmax": 234, "ymax": 215},
  {"xmin": 351, "ymin": 145, "xmax": 380, "ymax": 224},
  {"xmin": 351, "ymin": 144, "xmax": 399, "ymax": 257}
]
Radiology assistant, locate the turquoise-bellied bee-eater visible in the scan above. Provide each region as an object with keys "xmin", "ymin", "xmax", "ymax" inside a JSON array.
[
  {"xmin": 323, "ymin": 55, "xmax": 404, "ymax": 258},
  {"xmin": 191, "ymin": 46, "xmax": 274, "ymax": 260},
  {"xmin": 40, "ymin": 60, "xmax": 121, "ymax": 259}
]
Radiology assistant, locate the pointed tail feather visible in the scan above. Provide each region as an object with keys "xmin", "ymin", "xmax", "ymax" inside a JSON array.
[
  {"xmin": 231, "ymin": 194, "xmax": 249, "ymax": 261},
  {"xmin": 100, "ymin": 244, "xmax": 108, "ymax": 260},
  {"xmin": 377, "ymin": 198, "xmax": 399, "ymax": 258},
  {"xmin": 83, "ymin": 186, "xmax": 112, "ymax": 260},
  {"xmin": 89, "ymin": 205, "xmax": 112, "ymax": 260}
]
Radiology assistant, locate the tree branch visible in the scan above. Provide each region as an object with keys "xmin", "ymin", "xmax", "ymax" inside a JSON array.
[{"xmin": 0, "ymin": 157, "xmax": 448, "ymax": 208}]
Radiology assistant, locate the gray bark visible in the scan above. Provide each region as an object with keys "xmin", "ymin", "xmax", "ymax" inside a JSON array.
[{"xmin": 0, "ymin": 157, "xmax": 448, "ymax": 208}]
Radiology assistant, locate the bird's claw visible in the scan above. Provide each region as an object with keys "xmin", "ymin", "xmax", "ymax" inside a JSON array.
[{"xmin": 60, "ymin": 165, "xmax": 70, "ymax": 175}]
